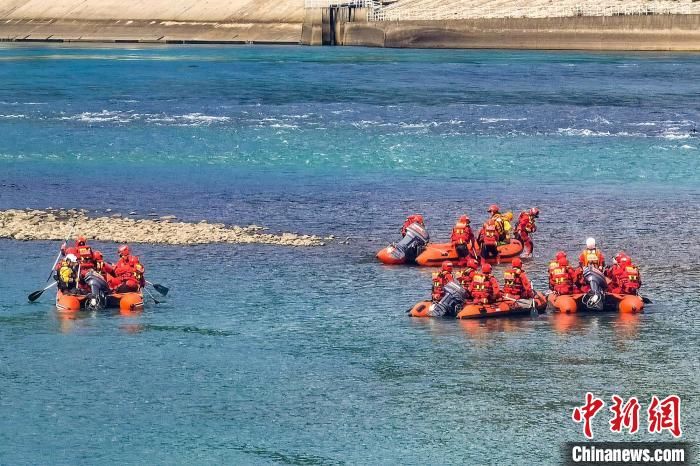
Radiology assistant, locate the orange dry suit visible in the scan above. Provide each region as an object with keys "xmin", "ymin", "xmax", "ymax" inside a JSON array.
[
  {"xmin": 457, "ymin": 266, "xmax": 477, "ymax": 299},
  {"xmin": 451, "ymin": 221, "xmax": 475, "ymax": 258},
  {"xmin": 401, "ymin": 216, "xmax": 424, "ymax": 237},
  {"xmin": 549, "ymin": 264, "xmax": 576, "ymax": 295},
  {"xmin": 469, "ymin": 272, "xmax": 500, "ymax": 304},
  {"xmin": 479, "ymin": 220, "xmax": 499, "ymax": 260},
  {"xmin": 516, "ymin": 212, "xmax": 536, "ymax": 254},
  {"xmin": 109, "ymin": 255, "xmax": 144, "ymax": 292},
  {"xmin": 431, "ymin": 270, "xmax": 454, "ymax": 302},
  {"xmin": 611, "ymin": 263, "xmax": 641, "ymax": 295},
  {"xmin": 503, "ymin": 267, "xmax": 533, "ymax": 299}
]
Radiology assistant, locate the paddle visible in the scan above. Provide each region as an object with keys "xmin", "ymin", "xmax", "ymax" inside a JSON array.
[
  {"xmin": 143, "ymin": 287, "xmax": 161, "ymax": 305},
  {"xmin": 46, "ymin": 221, "xmax": 76, "ymax": 283},
  {"xmin": 642, "ymin": 296, "xmax": 653, "ymax": 304},
  {"xmin": 28, "ymin": 281, "xmax": 57, "ymax": 302},
  {"xmin": 146, "ymin": 280, "xmax": 169, "ymax": 296}
]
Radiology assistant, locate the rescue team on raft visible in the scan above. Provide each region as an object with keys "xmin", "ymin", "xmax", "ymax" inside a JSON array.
[
  {"xmin": 379, "ymin": 204, "xmax": 539, "ymax": 266},
  {"xmin": 393, "ymin": 206, "xmax": 646, "ymax": 317},
  {"xmin": 427, "ymin": 237, "xmax": 642, "ymax": 308},
  {"xmin": 547, "ymin": 240, "xmax": 641, "ymax": 297},
  {"xmin": 54, "ymin": 235, "xmax": 146, "ymax": 295},
  {"xmin": 400, "ymin": 204, "xmax": 539, "ymax": 262}
]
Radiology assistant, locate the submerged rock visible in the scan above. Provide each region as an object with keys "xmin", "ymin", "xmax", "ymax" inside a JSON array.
[{"xmin": 0, "ymin": 209, "xmax": 325, "ymax": 247}]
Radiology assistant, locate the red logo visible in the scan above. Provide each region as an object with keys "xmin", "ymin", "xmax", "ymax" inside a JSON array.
[
  {"xmin": 609, "ymin": 395, "xmax": 640, "ymax": 434},
  {"xmin": 572, "ymin": 392, "xmax": 605, "ymax": 439},
  {"xmin": 572, "ymin": 394, "xmax": 682, "ymax": 439},
  {"xmin": 647, "ymin": 395, "xmax": 682, "ymax": 438}
]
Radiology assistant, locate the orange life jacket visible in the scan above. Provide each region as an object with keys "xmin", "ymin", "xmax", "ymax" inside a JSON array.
[
  {"xmin": 483, "ymin": 221, "xmax": 498, "ymax": 246},
  {"xmin": 452, "ymin": 222, "xmax": 470, "ymax": 244},
  {"xmin": 77, "ymin": 245, "xmax": 95, "ymax": 268},
  {"xmin": 551, "ymin": 265, "xmax": 574, "ymax": 294},
  {"xmin": 503, "ymin": 268, "xmax": 524, "ymax": 296},
  {"xmin": 581, "ymin": 248, "xmax": 603, "ymax": 268},
  {"xmin": 114, "ymin": 258, "xmax": 136, "ymax": 281},
  {"xmin": 457, "ymin": 267, "xmax": 476, "ymax": 288},
  {"xmin": 618, "ymin": 265, "xmax": 640, "ymax": 293},
  {"xmin": 471, "ymin": 272, "xmax": 495, "ymax": 303}
]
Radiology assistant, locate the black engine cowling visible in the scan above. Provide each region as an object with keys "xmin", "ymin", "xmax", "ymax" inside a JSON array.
[
  {"xmin": 582, "ymin": 266, "xmax": 607, "ymax": 310},
  {"xmin": 391, "ymin": 223, "xmax": 430, "ymax": 262},
  {"xmin": 83, "ymin": 270, "xmax": 110, "ymax": 311},
  {"xmin": 429, "ymin": 281, "xmax": 467, "ymax": 317}
]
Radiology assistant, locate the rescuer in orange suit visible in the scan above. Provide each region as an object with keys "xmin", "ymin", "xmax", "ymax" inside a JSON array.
[
  {"xmin": 456, "ymin": 257, "xmax": 479, "ymax": 297},
  {"xmin": 109, "ymin": 245, "xmax": 145, "ymax": 293},
  {"xmin": 516, "ymin": 207, "xmax": 539, "ymax": 256},
  {"xmin": 469, "ymin": 263, "xmax": 500, "ymax": 304},
  {"xmin": 451, "ymin": 214, "xmax": 476, "ymax": 261},
  {"xmin": 431, "ymin": 261, "xmax": 454, "ymax": 302},
  {"xmin": 401, "ymin": 214, "xmax": 425, "ymax": 237},
  {"xmin": 502, "ymin": 257, "xmax": 533, "ymax": 300},
  {"xmin": 609, "ymin": 255, "xmax": 642, "ymax": 295},
  {"xmin": 579, "ymin": 237, "xmax": 605, "ymax": 270},
  {"xmin": 549, "ymin": 256, "xmax": 577, "ymax": 295},
  {"xmin": 478, "ymin": 219, "xmax": 499, "ymax": 262}
]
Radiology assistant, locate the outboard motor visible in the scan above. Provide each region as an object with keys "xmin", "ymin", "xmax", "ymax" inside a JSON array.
[
  {"xmin": 390, "ymin": 223, "xmax": 430, "ymax": 263},
  {"xmin": 582, "ymin": 266, "xmax": 607, "ymax": 311},
  {"xmin": 83, "ymin": 270, "xmax": 109, "ymax": 311},
  {"xmin": 429, "ymin": 281, "xmax": 467, "ymax": 317}
]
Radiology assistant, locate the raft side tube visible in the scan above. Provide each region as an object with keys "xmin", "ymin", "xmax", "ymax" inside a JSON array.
[
  {"xmin": 408, "ymin": 300, "xmax": 433, "ymax": 317},
  {"xmin": 415, "ymin": 239, "xmax": 524, "ymax": 266}
]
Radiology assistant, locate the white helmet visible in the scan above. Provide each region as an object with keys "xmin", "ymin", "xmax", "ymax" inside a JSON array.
[
  {"xmin": 65, "ymin": 254, "xmax": 78, "ymax": 263},
  {"xmin": 586, "ymin": 237, "xmax": 596, "ymax": 249}
]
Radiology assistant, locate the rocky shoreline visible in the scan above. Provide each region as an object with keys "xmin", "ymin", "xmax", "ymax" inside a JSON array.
[{"xmin": 0, "ymin": 209, "xmax": 326, "ymax": 247}]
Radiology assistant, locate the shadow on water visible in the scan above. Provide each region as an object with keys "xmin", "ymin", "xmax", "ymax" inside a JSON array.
[{"xmin": 549, "ymin": 311, "xmax": 641, "ymax": 338}]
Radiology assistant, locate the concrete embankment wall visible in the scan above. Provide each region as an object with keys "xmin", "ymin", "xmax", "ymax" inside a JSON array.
[
  {"xmin": 2, "ymin": 0, "xmax": 699, "ymax": 50},
  {"xmin": 339, "ymin": 14, "xmax": 700, "ymax": 51},
  {"xmin": 0, "ymin": 0, "xmax": 305, "ymax": 43}
]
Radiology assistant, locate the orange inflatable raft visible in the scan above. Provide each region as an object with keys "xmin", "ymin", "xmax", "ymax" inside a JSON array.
[
  {"xmin": 409, "ymin": 292, "xmax": 547, "ymax": 319},
  {"xmin": 56, "ymin": 289, "xmax": 144, "ymax": 313},
  {"xmin": 414, "ymin": 239, "xmax": 524, "ymax": 267},
  {"xmin": 457, "ymin": 292, "xmax": 547, "ymax": 319},
  {"xmin": 547, "ymin": 292, "xmax": 644, "ymax": 314}
]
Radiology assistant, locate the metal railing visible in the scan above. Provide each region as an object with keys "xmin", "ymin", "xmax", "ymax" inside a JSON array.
[
  {"xmin": 304, "ymin": 0, "xmax": 376, "ymax": 7},
  {"xmin": 306, "ymin": 0, "xmax": 698, "ymax": 22}
]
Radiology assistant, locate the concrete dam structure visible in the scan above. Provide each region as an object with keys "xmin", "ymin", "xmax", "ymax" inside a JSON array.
[
  {"xmin": 1, "ymin": 0, "xmax": 699, "ymax": 50},
  {"xmin": 0, "ymin": 0, "xmax": 306, "ymax": 43}
]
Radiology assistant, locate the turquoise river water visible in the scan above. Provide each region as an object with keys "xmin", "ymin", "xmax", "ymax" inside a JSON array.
[{"xmin": 0, "ymin": 45, "xmax": 698, "ymax": 464}]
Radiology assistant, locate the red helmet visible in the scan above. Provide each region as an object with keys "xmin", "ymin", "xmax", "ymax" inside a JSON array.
[
  {"xmin": 619, "ymin": 256, "xmax": 630, "ymax": 265},
  {"xmin": 94, "ymin": 251, "xmax": 103, "ymax": 261},
  {"xmin": 529, "ymin": 207, "xmax": 540, "ymax": 217},
  {"xmin": 459, "ymin": 215, "xmax": 470, "ymax": 224},
  {"xmin": 487, "ymin": 204, "xmax": 500, "ymax": 214},
  {"xmin": 466, "ymin": 257, "xmax": 479, "ymax": 269},
  {"xmin": 118, "ymin": 245, "xmax": 130, "ymax": 257},
  {"xmin": 558, "ymin": 257, "xmax": 569, "ymax": 266},
  {"xmin": 481, "ymin": 263, "xmax": 492, "ymax": 274},
  {"xmin": 441, "ymin": 261, "xmax": 453, "ymax": 272},
  {"xmin": 512, "ymin": 258, "xmax": 522, "ymax": 268},
  {"xmin": 75, "ymin": 235, "xmax": 87, "ymax": 246},
  {"xmin": 555, "ymin": 251, "xmax": 567, "ymax": 259}
]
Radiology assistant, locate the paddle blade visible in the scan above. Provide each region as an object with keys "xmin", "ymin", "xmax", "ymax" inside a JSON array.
[
  {"xmin": 28, "ymin": 289, "xmax": 45, "ymax": 302},
  {"xmin": 152, "ymin": 283, "xmax": 169, "ymax": 296},
  {"xmin": 642, "ymin": 296, "xmax": 653, "ymax": 304}
]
